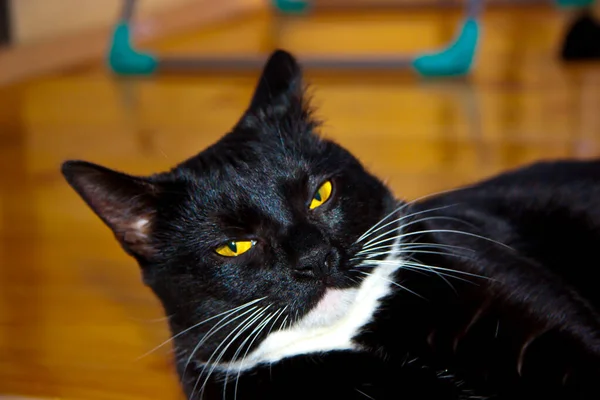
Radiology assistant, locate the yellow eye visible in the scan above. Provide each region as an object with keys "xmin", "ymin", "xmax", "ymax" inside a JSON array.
[
  {"xmin": 215, "ymin": 240, "xmax": 255, "ymax": 257},
  {"xmin": 309, "ymin": 180, "xmax": 333, "ymax": 210}
]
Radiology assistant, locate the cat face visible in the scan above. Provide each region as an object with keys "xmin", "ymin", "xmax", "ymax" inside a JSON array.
[{"xmin": 62, "ymin": 50, "xmax": 399, "ymax": 381}]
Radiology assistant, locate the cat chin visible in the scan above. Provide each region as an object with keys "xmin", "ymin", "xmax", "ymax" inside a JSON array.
[
  {"xmin": 205, "ymin": 241, "xmax": 403, "ymax": 374},
  {"xmin": 307, "ymin": 288, "xmax": 359, "ymax": 326}
]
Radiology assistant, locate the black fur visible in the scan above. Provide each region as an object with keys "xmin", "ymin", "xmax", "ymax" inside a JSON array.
[
  {"xmin": 355, "ymin": 160, "xmax": 600, "ymax": 399},
  {"xmin": 62, "ymin": 50, "xmax": 600, "ymax": 399}
]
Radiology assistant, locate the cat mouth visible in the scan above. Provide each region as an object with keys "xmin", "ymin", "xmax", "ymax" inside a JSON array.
[{"xmin": 318, "ymin": 268, "xmax": 360, "ymax": 290}]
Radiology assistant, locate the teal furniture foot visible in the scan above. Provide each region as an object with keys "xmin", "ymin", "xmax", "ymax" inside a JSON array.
[
  {"xmin": 272, "ymin": 0, "xmax": 311, "ymax": 14},
  {"xmin": 412, "ymin": 18, "xmax": 480, "ymax": 77},
  {"xmin": 108, "ymin": 22, "xmax": 158, "ymax": 75},
  {"xmin": 556, "ymin": 0, "xmax": 595, "ymax": 8}
]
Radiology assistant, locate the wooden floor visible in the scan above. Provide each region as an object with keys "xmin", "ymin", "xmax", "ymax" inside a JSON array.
[{"xmin": 1, "ymin": 5, "xmax": 600, "ymax": 400}]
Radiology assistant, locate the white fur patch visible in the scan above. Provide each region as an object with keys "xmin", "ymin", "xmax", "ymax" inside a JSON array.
[
  {"xmin": 132, "ymin": 218, "xmax": 150, "ymax": 235},
  {"xmin": 217, "ymin": 241, "xmax": 403, "ymax": 373}
]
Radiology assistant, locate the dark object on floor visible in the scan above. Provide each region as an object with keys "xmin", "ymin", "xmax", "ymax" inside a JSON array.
[
  {"xmin": 561, "ymin": 11, "xmax": 600, "ymax": 60},
  {"xmin": 0, "ymin": 0, "xmax": 10, "ymax": 46}
]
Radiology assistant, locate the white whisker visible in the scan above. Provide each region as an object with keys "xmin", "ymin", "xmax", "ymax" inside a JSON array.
[
  {"xmin": 361, "ymin": 229, "xmax": 513, "ymax": 253},
  {"xmin": 280, "ymin": 314, "xmax": 290, "ymax": 331},
  {"xmin": 356, "ymin": 185, "xmax": 471, "ymax": 244},
  {"xmin": 404, "ymin": 263, "xmax": 458, "ymax": 292},
  {"xmin": 193, "ymin": 306, "xmax": 269, "ymax": 399},
  {"xmin": 224, "ymin": 308, "xmax": 282, "ymax": 400},
  {"xmin": 200, "ymin": 306, "xmax": 271, "ymax": 399},
  {"xmin": 357, "ymin": 242, "xmax": 475, "ymax": 257},
  {"xmin": 355, "ymin": 388, "xmax": 375, "ymax": 400},
  {"xmin": 182, "ymin": 304, "xmax": 263, "ymax": 389},
  {"xmin": 233, "ymin": 307, "xmax": 287, "ymax": 400},
  {"xmin": 355, "ymin": 203, "xmax": 404, "ymax": 244},
  {"xmin": 359, "ymin": 249, "xmax": 474, "ymax": 262},
  {"xmin": 356, "ymin": 270, "xmax": 425, "ymax": 300},
  {"xmin": 362, "ymin": 215, "xmax": 480, "ymax": 250},
  {"xmin": 404, "ymin": 242, "xmax": 476, "ymax": 251},
  {"xmin": 362, "ymin": 258, "xmax": 489, "ymax": 281},
  {"xmin": 359, "ymin": 205, "xmax": 463, "ymax": 247},
  {"xmin": 137, "ymin": 297, "xmax": 265, "ymax": 361},
  {"xmin": 403, "ymin": 263, "xmax": 490, "ymax": 284}
]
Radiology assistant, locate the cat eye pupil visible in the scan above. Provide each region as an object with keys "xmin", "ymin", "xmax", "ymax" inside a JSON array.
[
  {"xmin": 314, "ymin": 192, "xmax": 322, "ymax": 201},
  {"xmin": 227, "ymin": 241, "xmax": 237, "ymax": 253}
]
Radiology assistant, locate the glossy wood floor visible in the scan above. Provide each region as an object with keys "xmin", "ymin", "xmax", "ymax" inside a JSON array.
[{"xmin": 1, "ymin": 5, "xmax": 600, "ymax": 400}]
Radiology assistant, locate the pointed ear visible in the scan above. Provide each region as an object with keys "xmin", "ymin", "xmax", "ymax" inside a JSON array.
[
  {"xmin": 247, "ymin": 49, "xmax": 303, "ymax": 112},
  {"xmin": 61, "ymin": 160, "xmax": 160, "ymax": 261}
]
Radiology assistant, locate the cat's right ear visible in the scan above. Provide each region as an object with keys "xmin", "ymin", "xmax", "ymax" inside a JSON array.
[
  {"xmin": 246, "ymin": 49, "xmax": 303, "ymax": 112},
  {"xmin": 61, "ymin": 160, "xmax": 160, "ymax": 261}
]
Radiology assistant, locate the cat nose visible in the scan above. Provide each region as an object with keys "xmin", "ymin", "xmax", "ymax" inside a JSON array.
[{"xmin": 295, "ymin": 246, "xmax": 341, "ymax": 278}]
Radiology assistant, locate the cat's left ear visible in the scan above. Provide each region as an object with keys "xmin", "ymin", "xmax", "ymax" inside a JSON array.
[
  {"xmin": 61, "ymin": 160, "xmax": 160, "ymax": 261},
  {"xmin": 245, "ymin": 49, "xmax": 304, "ymax": 113}
]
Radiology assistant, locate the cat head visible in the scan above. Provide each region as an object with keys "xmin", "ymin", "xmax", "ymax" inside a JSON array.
[{"xmin": 62, "ymin": 50, "xmax": 399, "ymax": 385}]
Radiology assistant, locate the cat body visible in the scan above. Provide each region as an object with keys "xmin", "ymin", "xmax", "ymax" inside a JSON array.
[
  {"xmin": 356, "ymin": 160, "xmax": 600, "ymax": 399},
  {"xmin": 62, "ymin": 50, "xmax": 600, "ymax": 399}
]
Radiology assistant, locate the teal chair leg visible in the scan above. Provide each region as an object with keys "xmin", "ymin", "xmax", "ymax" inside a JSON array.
[
  {"xmin": 556, "ymin": 0, "xmax": 595, "ymax": 8},
  {"xmin": 272, "ymin": 0, "xmax": 311, "ymax": 14},
  {"xmin": 108, "ymin": 22, "xmax": 158, "ymax": 76},
  {"xmin": 412, "ymin": 18, "xmax": 480, "ymax": 77}
]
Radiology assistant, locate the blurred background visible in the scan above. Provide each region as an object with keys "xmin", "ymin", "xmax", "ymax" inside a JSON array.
[{"xmin": 0, "ymin": 0, "xmax": 599, "ymax": 399}]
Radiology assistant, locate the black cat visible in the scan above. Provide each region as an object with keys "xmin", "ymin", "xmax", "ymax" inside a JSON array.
[{"xmin": 62, "ymin": 50, "xmax": 600, "ymax": 399}]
